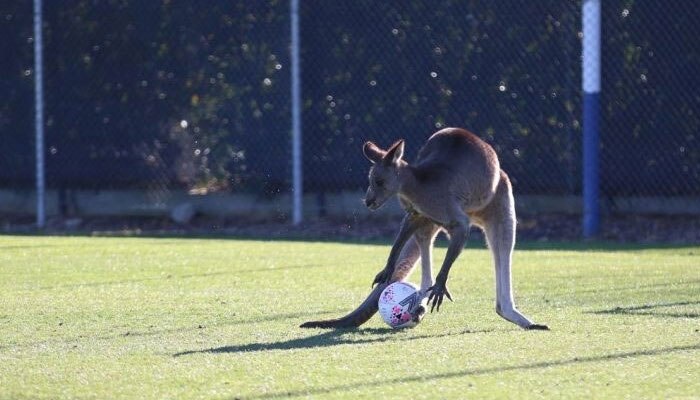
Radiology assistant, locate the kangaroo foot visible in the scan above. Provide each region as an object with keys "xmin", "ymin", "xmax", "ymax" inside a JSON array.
[
  {"xmin": 411, "ymin": 305, "xmax": 426, "ymax": 324},
  {"xmin": 525, "ymin": 323, "xmax": 550, "ymax": 331}
]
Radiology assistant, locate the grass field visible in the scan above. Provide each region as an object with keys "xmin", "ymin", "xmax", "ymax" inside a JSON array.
[{"xmin": 0, "ymin": 234, "xmax": 698, "ymax": 399}]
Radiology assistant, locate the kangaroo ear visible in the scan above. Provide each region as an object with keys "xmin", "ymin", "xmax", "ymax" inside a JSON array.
[
  {"xmin": 383, "ymin": 139, "xmax": 405, "ymax": 166},
  {"xmin": 363, "ymin": 141, "xmax": 385, "ymax": 164}
]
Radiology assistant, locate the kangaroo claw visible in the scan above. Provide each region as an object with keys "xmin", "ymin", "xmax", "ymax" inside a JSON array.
[
  {"xmin": 427, "ymin": 282, "xmax": 452, "ymax": 312},
  {"xmin": 445, "ymin": 288, "xmax": 453, "ymax": 302},
  {"xmin": 371, "ymin": 268, "xmax": 391, "ymax": 287}
]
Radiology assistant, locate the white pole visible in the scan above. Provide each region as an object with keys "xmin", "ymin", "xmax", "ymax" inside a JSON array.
[
  {"xmin": 290, "ymin": 0, "xmax": 303, "ymax": 225},
  {"xmin": 34, "ymin": 0, "xmax": 46, "ymax": 229}
]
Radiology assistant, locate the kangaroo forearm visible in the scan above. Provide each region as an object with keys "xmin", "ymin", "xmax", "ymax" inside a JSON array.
[
  {"xmin": 385, "ymin": 223, "xmax": 415, "ymax": 269},
  {"xmin": 384, "ymin": 214, "xmax": 428, "ymax": 275},
  {"xmin": 436, "ymin": 225, "xmax": 468, "ymax": 283}
]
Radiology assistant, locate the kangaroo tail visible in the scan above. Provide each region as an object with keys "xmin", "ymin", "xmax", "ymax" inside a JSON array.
[
  {"xmin": 299, "ymin": 283, "xmax": 385, "ymax": 328},
  {"xmin": 300, "ymin": 236, "xmax": 421, "ymax": 329}
]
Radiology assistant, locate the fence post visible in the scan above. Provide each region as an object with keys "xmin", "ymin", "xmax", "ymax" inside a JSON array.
[
  {"xmin": 290, "ymin": 0, "xmax": 303, "ymax": 225},
  {"xmin": 582, "ymin": 0, "xmax": 601, "ymax": 237},
  {"xmin": 34, "ymin": 0, "xmax": 46, "ymax": 229}
]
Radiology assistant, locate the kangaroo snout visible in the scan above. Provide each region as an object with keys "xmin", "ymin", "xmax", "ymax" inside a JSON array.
[{"xmin": 365, "ymin": 196, "xmax": 378, "ymax": 210}]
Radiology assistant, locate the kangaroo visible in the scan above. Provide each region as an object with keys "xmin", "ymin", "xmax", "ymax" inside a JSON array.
[{"xmin": 301, "ymin": 127, "xmax": 548, "ymax": 330}]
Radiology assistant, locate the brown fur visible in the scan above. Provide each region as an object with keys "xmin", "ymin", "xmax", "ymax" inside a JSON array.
[{"xmin": 301, "ymin": 127, "xmax": 548, "ymax": 330}]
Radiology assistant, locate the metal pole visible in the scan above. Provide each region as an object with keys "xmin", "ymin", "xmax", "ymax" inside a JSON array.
[
  {"xmin": 34, "ymin": 0, "xmax": 46, "ymax": 229},
  {"xmin": 582, "ymin": 0, "xmax": 601, "ymax": 237},
  {"xmin": 290, "ymin": 0, "xmax": 303, "ymax": 224}
]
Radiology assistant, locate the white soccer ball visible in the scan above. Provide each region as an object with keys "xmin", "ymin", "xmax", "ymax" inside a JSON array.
[{"xmin": 378, "ymin": 281, "xmax": 421, "ymax": 329}]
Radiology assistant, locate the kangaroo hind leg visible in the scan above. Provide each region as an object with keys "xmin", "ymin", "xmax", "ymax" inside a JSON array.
[
  {"xmin": 480, "ymin": 172, "xmax": 549, "ymax": 330},
  {"xmin": 409, "ymin": 223, "xmax": 442, "ymax": 322},
  {"xmin": 413, "ymin": 224, "xmax": 441, "ymax": 295}
]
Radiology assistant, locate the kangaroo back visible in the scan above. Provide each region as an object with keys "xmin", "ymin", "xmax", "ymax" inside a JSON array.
[{"xmin": 410, "ymin": 128, "xmax": 500, "ymax": 213}]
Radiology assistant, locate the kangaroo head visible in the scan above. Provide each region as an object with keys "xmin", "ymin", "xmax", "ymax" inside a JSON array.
[{"xmin": 362, "ymin": 139, "xmax": 405, "ymax": 210}]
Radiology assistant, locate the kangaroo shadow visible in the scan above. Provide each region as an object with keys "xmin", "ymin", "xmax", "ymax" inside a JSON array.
[
  {"xmin": 173, "ymin": 327, "xmax": 491, "ymax": 357},
  {"xmin": 590, "ymin": 300, "xmax": 700, "ymax": 319}
]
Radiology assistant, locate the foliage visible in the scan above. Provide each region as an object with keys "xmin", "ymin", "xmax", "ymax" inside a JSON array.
[{"xmin": 0, "ymin": 1, "xmax": 698, "ymax": 195}]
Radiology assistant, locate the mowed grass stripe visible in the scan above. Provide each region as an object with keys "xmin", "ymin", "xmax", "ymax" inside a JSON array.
[{"xmin": 0, "ymin": 235, "xmax": 698, "ymax": 399}]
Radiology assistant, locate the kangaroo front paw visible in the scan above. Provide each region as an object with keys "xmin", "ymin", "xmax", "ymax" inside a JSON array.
[
  {"xmin": 372, "ymin": 268, "xmax": 392, "ymax": 287},
  {"xmin": 427, "ymin": 282, "xmax": 453, "ymax": 312}
]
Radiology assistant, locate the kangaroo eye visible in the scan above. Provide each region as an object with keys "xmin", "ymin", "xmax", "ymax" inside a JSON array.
[{"xmin": 375, "ymin": 178, "xmax": 385, "ymax": 187}]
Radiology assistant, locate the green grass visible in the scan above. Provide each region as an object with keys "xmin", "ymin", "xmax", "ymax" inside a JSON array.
[{"xmin": 0, "ymin": 235, "xmax": 698, "ymax": 399}]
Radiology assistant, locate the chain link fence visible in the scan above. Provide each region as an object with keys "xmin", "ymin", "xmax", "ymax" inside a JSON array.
[
  {"xmin": 302, "ymin": 1, "xmax": 582, "ymax": 195},
  {"xmin": 601, "ymin": 1, "xmax": 700, "ymax": 198},
  {"xmin": 0, "ymin": 1, "xmax": 698, "ymax": 224}
]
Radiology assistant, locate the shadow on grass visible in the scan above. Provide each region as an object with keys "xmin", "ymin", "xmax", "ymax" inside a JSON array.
[
  {"xmin": 240, "ymin": 343, "xmax": 700, "ymax": 399},
  {"xmin": 590, "ymin": 300, "xmax": 700, "ymax": 319},
  {"xmin": 173, "ymin": 327, "xmax": 493, "ymax": 357},
  {"xmin": 39, "ymin": 271, "xmax": 230, "ymax": 290},
  {"xmin": 0, "ymin": 244, "xmax": 67, "ymax": 250},
  {"xmin": 573, "ymin": 279, "xmax": 700, "ymax": 295},
  {"xmin": 38, "ymin": 264, "xmax": 324, "ymax": 290},
  {"xmin": 0, "ymin": 310, "xmax": 327, "ymax": 351}
]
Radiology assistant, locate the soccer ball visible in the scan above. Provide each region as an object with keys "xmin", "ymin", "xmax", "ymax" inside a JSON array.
[{"xmin": 378, "ymin": 281, "xmax": 421, "ymax": 329}]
